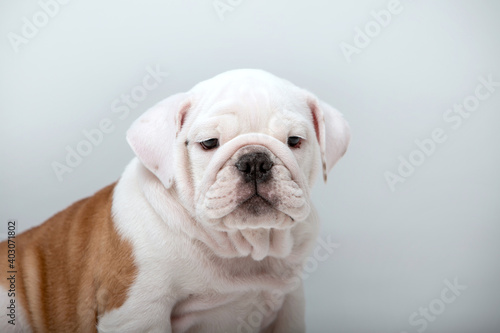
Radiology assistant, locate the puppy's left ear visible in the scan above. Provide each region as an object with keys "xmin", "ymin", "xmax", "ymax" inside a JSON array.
[
  {"xmin": 126, "ymin": 93, "xmax": 191, "ymax": 189},
  {"xmin": 306, "ymin": 94, "xmax": 351, "ymax": 182}
]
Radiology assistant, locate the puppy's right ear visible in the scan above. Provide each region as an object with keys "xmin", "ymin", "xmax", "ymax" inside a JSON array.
[
  {"xmin": 126, "ymin": 93, "xmax": 191, "ymax": 189},
  {"xmin": 305, "ymin": 94, "xmax": 350, "ymax": 183}
]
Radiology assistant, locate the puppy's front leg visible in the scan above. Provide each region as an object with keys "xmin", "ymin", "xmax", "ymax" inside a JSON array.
[{"xmin": 267, "ymin": 282, "xmax": 306, "ymax": 333}]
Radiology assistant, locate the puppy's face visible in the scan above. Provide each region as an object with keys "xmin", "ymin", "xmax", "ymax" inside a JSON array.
[
  {"xmin": 127, "ymin": 69, "xmax": 350, "ymax": 232},
  {"xmin": 184, "ymin": 83, "xmax": 317, "ymax": 230}
]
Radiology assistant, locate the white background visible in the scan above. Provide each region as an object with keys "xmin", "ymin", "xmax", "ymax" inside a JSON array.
[{"xmin": 1, "ymin": 1, "xmax": 499, "ymax": 332}]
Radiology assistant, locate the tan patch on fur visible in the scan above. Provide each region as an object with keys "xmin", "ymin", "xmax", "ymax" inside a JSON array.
[{"xmin": 0, "ymin": 183, "xmax": 137, "ymax": 332}]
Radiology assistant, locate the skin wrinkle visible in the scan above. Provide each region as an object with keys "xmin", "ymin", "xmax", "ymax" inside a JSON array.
[
  {"xmin": 194, "ymin": 136, "xmax": 310, "ymax": 208},
  {"xmin": 203, "ymin": 156, "xmax": 304, "ymax": 221},
  {"xmin": 187, "ymin": 128, "xmax": 310, "ymax": 258},
  {"xmin": 205, "ymin": 192, "xmax": 233, "ymax": 200}
]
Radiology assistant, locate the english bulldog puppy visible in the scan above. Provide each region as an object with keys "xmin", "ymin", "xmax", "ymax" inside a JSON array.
[{"xmin": 0, "ymin": 69, "xmax": 350, "ymax": 333}]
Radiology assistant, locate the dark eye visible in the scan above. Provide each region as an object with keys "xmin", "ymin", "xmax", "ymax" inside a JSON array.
[
  {"xmin": 287, "ymin": 136, "xmax": 302, "ymax": 148},
  {"xmin": 200, "ymin": 138, "xmax": 219, "ymax": 150}
]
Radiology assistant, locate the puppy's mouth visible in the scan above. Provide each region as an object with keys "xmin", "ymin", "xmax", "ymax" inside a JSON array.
[{"xmin": 238, "ymin": 192, "xmax": 275, "ymax": 215}]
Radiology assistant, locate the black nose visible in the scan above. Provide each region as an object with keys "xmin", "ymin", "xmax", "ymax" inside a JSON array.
[{"xmin": 235, "ymin": 152, "xmax": 273, "ymax": 183}]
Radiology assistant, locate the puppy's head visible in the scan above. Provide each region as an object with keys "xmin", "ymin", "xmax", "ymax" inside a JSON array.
[{"xmin": 127, "ymin": 69, "xmax": 350, "ymax": 231}]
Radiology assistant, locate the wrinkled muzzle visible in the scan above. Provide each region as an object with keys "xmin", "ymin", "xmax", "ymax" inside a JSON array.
[{"xmin": 195, "ymin": 133, "xmax": 311, "ymax": 230}]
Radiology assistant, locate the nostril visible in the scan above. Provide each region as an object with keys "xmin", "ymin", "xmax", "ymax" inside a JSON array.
[
  {"xmin": 236, "ymin": 161, "xmax": 252, "ymax": 174},
  {"xmin": 259, "ymin": 161, "xmax": 272, "ymax": 173},
  {"xmin": 263, "ymin": 161, "xmax": 273, "ymax": 171}
]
